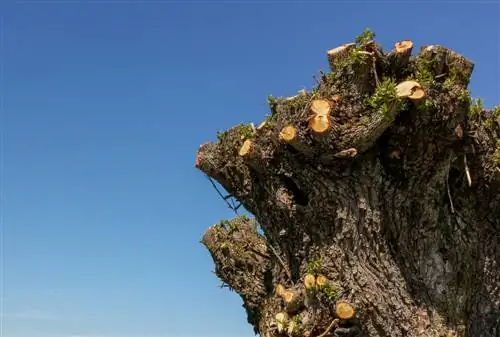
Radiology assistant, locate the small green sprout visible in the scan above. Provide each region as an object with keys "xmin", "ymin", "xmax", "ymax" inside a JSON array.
[
  {"xmin": 470, "ymin": 98, "xmax": 484, "ymax": 115},
  {"xmin": 355, "ymin": 28, "xmax": 376, "ymax": 47},
  {"xmin": 367, "ymin": 78, "xmax": 402, "ymax": 119},
  {"xmin": 239, "ymin": 124, "xmax": 254, "ymax": 140},
  {"xmin": 306, "ymin": 258, "xmax": 323, "ymax": 275}
]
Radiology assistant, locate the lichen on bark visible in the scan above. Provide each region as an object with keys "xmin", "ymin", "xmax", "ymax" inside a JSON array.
[{"xmin": 196, "ymin": 31, "xmax": 500, "ymax": 337}]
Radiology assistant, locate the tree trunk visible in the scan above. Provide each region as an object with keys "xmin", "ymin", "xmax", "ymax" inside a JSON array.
[{"xmin": 195, "ymin": 33, "xmax": 500, "ymax": 337}]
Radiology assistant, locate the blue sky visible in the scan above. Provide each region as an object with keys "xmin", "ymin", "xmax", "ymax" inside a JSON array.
[{"xmin": 0, "ymin": 1, "xmax": 498, "ymax": 337}]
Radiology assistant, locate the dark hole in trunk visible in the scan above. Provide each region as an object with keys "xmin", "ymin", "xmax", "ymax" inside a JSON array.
[{"xmin": 279, "ymin": 175, "xmax": 309, "ymax": 206}]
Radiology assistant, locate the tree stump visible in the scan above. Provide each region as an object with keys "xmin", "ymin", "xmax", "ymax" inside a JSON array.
[{"xmin": 195, "ymin": 31, "xmax": 500, "ymax": 337}]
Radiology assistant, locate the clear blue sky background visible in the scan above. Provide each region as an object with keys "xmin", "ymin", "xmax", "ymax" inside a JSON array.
[{"xmin": 1, "ymin": 1, "xmax": 499, "ymax": 337}]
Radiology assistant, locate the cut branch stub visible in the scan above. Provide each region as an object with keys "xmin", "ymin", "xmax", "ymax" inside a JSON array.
[
  {"xmin": 279, "ymin": 125, "xmax": 298, "ymax": 143},
  {"xmin": 445, "ymin": 49, "xmax": 474, "ymax": 87},
  {"xmin": 282, "ymin": 289, "xmax": 305, "ymax": 313},
  {"xmin": 395, "ymin": 40, "xmax": 413, "ymax": 54},
  {"xmin": 309, "ymin": 99, "xmax": 333, "ymax": 135},
  {"xmin": 238, "ymin": 139, "xmax": 263, "ymax": 169},
  {"xmin": 275, "ymin": 284, "xmax": 286, "ymax": 297},
  {"xmin": 396, "ymin": 80, "xmax": 426, "ymax": 101},
  {"xmin": 416, "ymin": 45, "xmax": 474, "ymax": 87},
  {"xmin": 279, "ymin": 125, "xmax": 313, "ymax": 155},
  {"xmin": 417, "ymin": 45, "xmax": 448, "ymax": 79},
  {"xmin": 387, "ymin": 39, "xmax": 413, "ymax": 71},
  {"xmin": 315, "ymin": 274, "xmax": 328, "ymax": 287},
  {"xmin": 311, "ymin": 99, "xmax": 333, "ymax": 115},
  {"xmin": 304, "ymin": 274, "xmax": 316, "ymax": 290},
  {"xmin": 239, "ymin": 139, "xmax": 254, "ymax": 157},
  {"xmin": 335, "ymin": 301, "xmax": 355, "ymax": 320},
  {"xmin": 201, "ymin": 216, "xmax": 271, "ymax": 328},
  {"xmin": 327, "ymin": 43, "xmax": 356, "ymax": 70}
]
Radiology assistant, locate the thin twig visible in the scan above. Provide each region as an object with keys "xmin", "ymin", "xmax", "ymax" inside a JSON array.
[
  {"xmin": 267, "ymin": 243, "xmax": 292, "ymax": 281},
  {"xmin": 372, "ymin": 55, "xmax": 380, "ymax": 86},
  {"xmin": 464, "ymin": 154, "xmax": 472, "ymax": 187},
  {"xmin": 446, "ymin": 179, "xmax": 455, "ymax": 214},
  {"xmin": 446, "ymin": 153, "xmax": 455, "ymax": 214},
  {"xmin": 205, "ymin": 175, "xmax": 239, "ymax": 215},
  {"xmin": 318, "ymin": 318, "xmax": 339, "ymax": 337}
]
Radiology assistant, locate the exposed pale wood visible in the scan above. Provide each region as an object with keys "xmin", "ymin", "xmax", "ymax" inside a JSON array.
[
  {"xmin": 309, "ymin": 114, "xmax": 331, "ymax": 135},
  {"xmin": 333, "ymin": 148, "xmax": 358, "ymax": 158},
  {"xmin": 396, "ymin": 80, "xmax": 422, "ymax": 97},
  {"xmin": 309, "ymin": 99, "xmax": 332, "ymax": 135},
  {"xmin": 257, "ymin": 120, "xmax": 267, "ymax": 130},
  {"xmin": 279, "ymin": 125, "xmax": 314, "ymax": 155},
  {"xmin": 316, "ymin": 274, "xmax": 328, "ymax": 287},
  {"xmin": 327, "ymin": 43, "xmax": 356, "ymax": 70},
  {"xmin": 282, "ymin": 289, "xmax": 305, "ymax": 313},
  {"xmin": 239, "ymin": 139, "xmax": 254, "ymax": 157},
  {"xmin": 395, "ymin": 40, "xmax": 413, "ymax": 54},
  {"xmin": 275, "ymin": 284, "xmax": 286, "ymax": 297},
  {"xmin": 387, "ymin": 40, "xmax": 413, "ymax": 71},
  {"xmin": 275, "ymin": 312, "xmax": 288, "ymax": 333},
  {"xmin": 335, "ymin": 301, "xmax": 355, "ymax": 320},
  {"xmin": 409, "ymin": 87, "xmax": 425, "ymax": 101},
  {"xmin": 396, "ymin": 80, "xmax": 425, "ymax": 101},
  {"xmin": 310, "ymin": 99, "xmax": 332, "ymax": 116},
  {"xmin": 304, "ymin": 274, "xmax": 316, "ymax": 290},
  {"xmin": 279, "ymin": 125, "xmax": 297, "ymax": 143},
  {"xmin": 286, "ymin": 89, "xmax": 308, "ymax": 101}
]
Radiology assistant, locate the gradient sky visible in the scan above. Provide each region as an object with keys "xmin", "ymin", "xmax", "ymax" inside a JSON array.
[{"xmin": 1, "ymin": 1, "xmax": 499, "ymax": 337}]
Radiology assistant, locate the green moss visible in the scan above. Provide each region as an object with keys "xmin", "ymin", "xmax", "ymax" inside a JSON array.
[
  {"xmin": 355, "ymin": 28, "xmax": 376, "ymax": 47},
  {"xmin": 239, "ymin": 124, "xmax": 254, "ymax": 140},
  {"xmin": 414, "ymin": 56, "xmax": 435, "ymax": 88},
  {"xmin": 443, "ymin": 78, "xmax": 454, "ymax": 91},
  {"xmin": 267, "ymin": 95, "xmax": 277, "ymax": 108},
  {"xmin": 216, "ymin": 130, "xmax": 229, "ymax": 142},
  {"xmin": 459, "ymin": 88, "xmax": 472, "ymax": 105},
  {"xmin": 290, "ymin": 315, "xmax": 303, "ymax": 335},
  {"xmin": 214, "ymin": 219, "xmax": 238, "ymax": 232},
  {"xmin": 493, "ymin": 105, "xmax": 500, "ymax": 117},
  {"xmin": 485, "ymin": 118, "xmax": 494, "ymax": 129},
  {"xmin": 448, "ymin": 64, "xmax": 470, "ymax": 86},
  {"xmin": 292, "ymin": 315, "xmax": 302, "ymax": 325},
  {"xmin": 266, "ymin": 95, "xmax": 278, "ymax": 122},
  {"xmin": 470, "ymin": 98, "xmax": 484, "ymax": 115},
  {"xmin": 360, "ymin": 116, "xmax": 370, "ymax": 124},
  {"xmin": 419, "ymin": 98, "xmax": 435, "ymax": 112},
  {"xmin": 306, "ymin": 258, "xmax": 323, "ymax": 275},
  {"xmin": 333, "ymin": 28, "xmax": 376, "ymax": 69},
  {"xmin": 494, "ymin": 141, "xmax": 500, "ymax": 165},
  {"xmin": 367, "ymin": 78, "xmax": 402, "ymax": 120},
  {"xmin": 234, "ymin": 243, "xmax": 251, "ymax": 259},
  {"xmin": 321, "ymin": 283, "xmax": 339, "ymax": 301},
  {"xmin": 348, "ymin": 48, "xmax": 370, "ymax": 65}
]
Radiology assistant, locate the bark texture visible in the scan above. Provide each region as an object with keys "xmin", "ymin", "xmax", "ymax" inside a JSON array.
[{"xmin": 196, "ymin": 33, "xmax": 500, "ymax": 337}]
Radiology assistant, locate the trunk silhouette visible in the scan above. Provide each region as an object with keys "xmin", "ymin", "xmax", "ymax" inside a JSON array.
[{"xmin": 195, "ymin": 31, "xmax": 500, "ymax": 337}]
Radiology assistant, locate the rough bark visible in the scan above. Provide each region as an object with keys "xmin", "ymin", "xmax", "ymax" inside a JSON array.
[{"xmin": 196, "ymin": 32, "xmax": 500, "ymax": 337}]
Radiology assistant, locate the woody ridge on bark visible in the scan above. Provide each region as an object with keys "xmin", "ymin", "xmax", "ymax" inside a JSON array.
[{"xmin": 196, "ymin": 29, "xmax": 500, "ymax": 337}]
